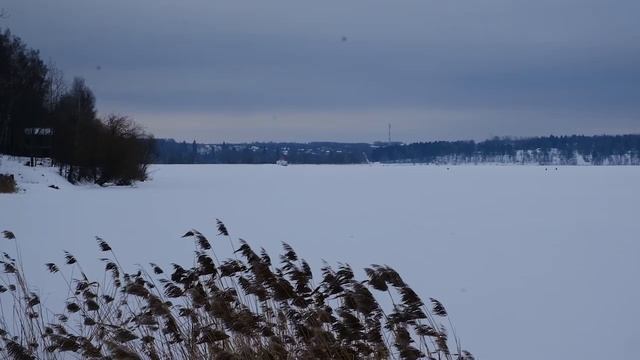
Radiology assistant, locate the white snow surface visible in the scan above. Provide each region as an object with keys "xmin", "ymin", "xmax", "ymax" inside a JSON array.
[{"xmin": 1, "ymin": 156, "xmax": 639, "ymax": 359}]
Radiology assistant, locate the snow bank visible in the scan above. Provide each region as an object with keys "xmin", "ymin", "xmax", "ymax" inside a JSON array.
[{"xmin": 0, "ymin": 156, "xmax": 69, "ymax": 191}]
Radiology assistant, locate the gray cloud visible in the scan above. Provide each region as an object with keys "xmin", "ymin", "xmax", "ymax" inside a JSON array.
[{"xmin": 3, "ymin": 0, "xmax": 640, "ymax": 141}]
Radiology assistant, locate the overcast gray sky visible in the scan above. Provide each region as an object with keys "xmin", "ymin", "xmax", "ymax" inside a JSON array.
[{"xmin": 3, "ymin": 0, "xmax": 640, "ymax": 142}]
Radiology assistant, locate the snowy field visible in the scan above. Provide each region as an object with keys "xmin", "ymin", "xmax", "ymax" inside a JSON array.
[{"xmin": 2, "ymin": 157, "xmax": 640, "ymax": 359}]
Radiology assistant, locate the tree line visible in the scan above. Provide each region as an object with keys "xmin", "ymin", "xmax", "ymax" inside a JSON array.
[
  {"xmin": 0, "ymin": 28, "xmax": 152, "ymax": 185},
  {"xmin": 154, "ymin": 135, "xmax": 640, "ymax": 165},
  {"xmin": 371, "ymin": 135, "xmax": 640, "ymax": 165},
  {"xmin": 153, "ymin": 139, "xmax": 370, "ymax": 164}
]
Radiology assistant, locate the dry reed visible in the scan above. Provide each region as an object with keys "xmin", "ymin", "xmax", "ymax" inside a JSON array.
[{"xmin": 0, "ymin": 222, "xmax": 473, "ymax": 359}]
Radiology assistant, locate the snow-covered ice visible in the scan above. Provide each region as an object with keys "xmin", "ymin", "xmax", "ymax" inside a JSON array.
[{"xmin": 1, "ymin": 157, "xmax": 639, "ymax": 359}]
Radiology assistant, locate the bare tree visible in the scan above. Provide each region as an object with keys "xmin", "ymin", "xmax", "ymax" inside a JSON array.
[{"xmin": 45, "ymin": 60, "xmax": 66, "ymax": 112}]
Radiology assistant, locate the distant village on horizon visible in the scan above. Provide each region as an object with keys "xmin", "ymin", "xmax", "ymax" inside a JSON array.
[{"xmin": 153, "ymin": 133, "xmax": 640, "ymax": 165}]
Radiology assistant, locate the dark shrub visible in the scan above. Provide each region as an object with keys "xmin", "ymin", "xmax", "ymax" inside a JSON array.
[{"xmin": 0, "ymin": 173, "xmax": 16, "ymax": 193}]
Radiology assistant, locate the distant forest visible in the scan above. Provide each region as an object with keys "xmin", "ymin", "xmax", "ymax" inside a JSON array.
[
  {"xmin": 153, "ymin": 140, "xmax": 372, "ymax": 164},
  {"xmin": 154, "ymin": 135, "xmax": 640, "ymax": 165},
  {"xmin": 372, "ymin": 135, "xmax": 640, "ymax": 165}
]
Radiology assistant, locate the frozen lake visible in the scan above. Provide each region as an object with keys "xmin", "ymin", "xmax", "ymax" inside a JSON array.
[{"xmin": 2, "ymin": 162, "xmax": 640, "ymax": 359}]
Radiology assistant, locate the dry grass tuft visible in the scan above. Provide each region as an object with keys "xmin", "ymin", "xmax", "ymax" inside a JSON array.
[
  {"xmin": 0, "ymin": 174, "xmax": 17, "ymax": 193},
  {"xmin": 0, "ymin": 221, "xmax": 473, "ymax": 359}
]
